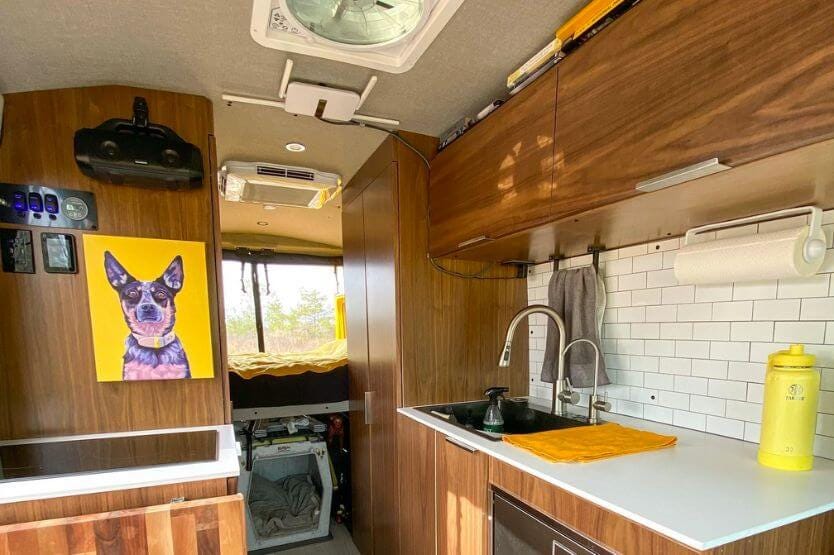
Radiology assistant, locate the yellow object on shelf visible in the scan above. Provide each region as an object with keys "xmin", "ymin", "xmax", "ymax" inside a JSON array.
[
  {"xmin": 503, "ymin": 422, "xmax": 676, "ymax": 463},
  {"xmin": 758, "ymin": 344, "xmax": 821, "ymax": 471},
  {"xmin": 335, "ymin": 294, "xmax": 346, "ymax": 340},
  {"xmin": 556, "ymin": 0, "xmax": 628, "ymax": 45}
]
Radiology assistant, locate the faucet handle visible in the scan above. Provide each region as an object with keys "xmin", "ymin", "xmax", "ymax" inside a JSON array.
[
  {"xmin": 557, "ymin": 377, "xmax": 580, "ymax": 405},
  {"xmin": 593, "ymin": 391, "xmax": 612, "ymax": 413}
]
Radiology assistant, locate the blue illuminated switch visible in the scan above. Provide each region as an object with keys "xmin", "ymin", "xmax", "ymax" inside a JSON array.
[
  {"xmin": 12, "ymin": 192, "xmax": 27, "ymax": 212},
  {"xmin": 44, "ymin": 194, "xmax": 59, "ymax": 214},
  {"xmin": 28, "ymin": 193, "xmax": 43, "ymax": 212}
]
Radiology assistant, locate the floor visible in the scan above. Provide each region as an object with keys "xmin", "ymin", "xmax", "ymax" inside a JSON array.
[{"xmin": 271, "ymin": 522, "xmax": 360, "ymax": 555}]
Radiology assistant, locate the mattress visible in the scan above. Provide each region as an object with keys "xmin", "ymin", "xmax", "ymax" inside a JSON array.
[
  {"xmin": 230, "ymin": 365, "xmax": 348, "ymax": 409},
  {"xmin": 229, "ymin": 340, "xmax": 348, "ymax": 409}
]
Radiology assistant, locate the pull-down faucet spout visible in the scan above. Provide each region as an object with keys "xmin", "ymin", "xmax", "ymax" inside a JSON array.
[{"xmin": 498, "ymin": 304, "xmax": 577, "ymax": 415}]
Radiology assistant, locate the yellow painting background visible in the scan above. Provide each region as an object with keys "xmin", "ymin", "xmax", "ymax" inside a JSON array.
[{"xmin": 83, "ymin": 234, "xmax": 215, "ymax": 382}]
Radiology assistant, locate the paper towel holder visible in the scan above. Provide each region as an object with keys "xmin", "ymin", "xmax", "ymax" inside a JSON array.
[{"xmin": 684, "ymin": 206, "xmax": 827, "ymax": 264}]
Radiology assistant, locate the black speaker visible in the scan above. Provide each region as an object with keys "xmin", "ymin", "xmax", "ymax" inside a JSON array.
[{"xmin": 74, "ymin": 97, "xmax": 203, "ymax": 189}]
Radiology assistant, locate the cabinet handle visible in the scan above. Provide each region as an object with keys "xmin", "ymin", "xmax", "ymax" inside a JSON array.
[
  {"xmin": 457, "ymin": 235, "xmax": 491, "ymax": 248},
  {"xmin": 635, "ymin": 158, "xmax": 731, "ymax": 192},
  {"xmin": 444, "ymin": 435, "xmax": 477, "ymax": 453},
  {"xmin": 551, "ymin": 539, "xmax": 578, "ymax": 555},
  {"xmin": 364, "ymin": 391, "xmax": 373, "ymax": 425}
]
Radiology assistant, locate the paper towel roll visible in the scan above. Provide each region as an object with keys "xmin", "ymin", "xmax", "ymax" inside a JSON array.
[{"xmin": 674, "ymin": 226, "xmax": 826, "ymax": 285}]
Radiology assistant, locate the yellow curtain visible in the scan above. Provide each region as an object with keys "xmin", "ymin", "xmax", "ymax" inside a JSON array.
[{"xmin": 335, "ymin": 294, "xmax": 346, "ymax": 339}]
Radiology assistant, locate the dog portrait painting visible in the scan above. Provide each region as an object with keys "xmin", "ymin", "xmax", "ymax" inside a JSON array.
[{"xmin": 84, "ymin": 235, "xmax": 214, "ymax": 382}]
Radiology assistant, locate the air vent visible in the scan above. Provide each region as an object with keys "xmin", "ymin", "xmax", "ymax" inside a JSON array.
[
  {"xmin": 220, "ymin": 161, "xmax": 341, "ymax": 209},
  {"xmin": 255, "ymin": 165, "xmax": 316, "ymax": 181}
]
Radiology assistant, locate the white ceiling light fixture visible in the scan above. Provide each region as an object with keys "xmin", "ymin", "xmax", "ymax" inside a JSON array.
[
  {"xmin": 285, "ymin": 141, "xmax": 306, "ymax": 152},
  {"xmin": 250, "ymin": 0, "xmax": 465, "ymax": 73},
  {"xmin": 222, "ymin": 58, "xmax": 399, "ymax": 126}
]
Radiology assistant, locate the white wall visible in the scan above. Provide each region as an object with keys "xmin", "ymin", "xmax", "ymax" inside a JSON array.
[{"xmin": 527, "ymin": 210, "xmax": 834, "ymax": 460}]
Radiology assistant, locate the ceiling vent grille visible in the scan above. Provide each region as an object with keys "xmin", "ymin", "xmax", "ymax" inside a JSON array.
[{"xmin": 220, "ymin": 161, "xmax": 341, "ymax": 209}]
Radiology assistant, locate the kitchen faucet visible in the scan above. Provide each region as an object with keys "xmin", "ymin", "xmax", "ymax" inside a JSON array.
[
  {"xmin": 498, "ymin": 304, "xmax": 579, "ymax": 415},
  {"xmin": 563, "ymin": 338, "xmax": 611, "ymax": 424}
]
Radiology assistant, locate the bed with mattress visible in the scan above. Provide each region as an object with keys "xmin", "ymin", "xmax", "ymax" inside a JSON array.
[{"xmin": 229, "ymin": 339, "xmax": 349, "ymax": 421}]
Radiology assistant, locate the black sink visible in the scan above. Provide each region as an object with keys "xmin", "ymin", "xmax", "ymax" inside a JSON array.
[{"xmin": 417, "ymin": 398, "xmax": 590, "ymax": 441}]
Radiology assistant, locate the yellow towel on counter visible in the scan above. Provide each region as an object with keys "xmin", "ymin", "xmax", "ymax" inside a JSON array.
[
  {"xmin": 229, "ymin": 339, "xmax": 347, "ymax": 379},
  {"xmin": 503, "ymin": 423, "xmax": 676, "ymax": 463}
]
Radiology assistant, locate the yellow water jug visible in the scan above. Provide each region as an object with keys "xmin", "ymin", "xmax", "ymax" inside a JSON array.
[{"xmin": 758, "ymin": 344, "xmax": 820, "ymax": 471}]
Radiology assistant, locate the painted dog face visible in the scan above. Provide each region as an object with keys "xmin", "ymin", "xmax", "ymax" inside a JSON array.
[{"xmin": 104, "ymin": 252, "xmax": 184, "ymax": 337}]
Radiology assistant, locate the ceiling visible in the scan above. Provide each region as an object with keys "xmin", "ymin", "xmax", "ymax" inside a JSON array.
[{"xmin": 0, "ymin": 0, "xmax": 585, "ymax": 250}]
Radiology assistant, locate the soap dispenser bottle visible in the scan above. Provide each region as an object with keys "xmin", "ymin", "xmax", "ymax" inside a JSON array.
[{"xmin": 483, "ymin": 387, "xmax": 509, "ymax": 433}]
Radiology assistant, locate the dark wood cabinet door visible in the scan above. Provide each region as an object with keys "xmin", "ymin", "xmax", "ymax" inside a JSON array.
[
  {"xmin": 429, "ymin": 68, "xmax": 557, "ymax": 257},
  {"xmin": 554, "ymin": 0, "xmax": 834, "ymax": 219},
  {"xmin": 342, "ymin": 192, "xmax": 374, "ymax": 555},
  {"xmin": 362, "ymin": 164, "xmax": 402, "ymax": 554},
  {"xmin": 436, "ymin": 434, "xmax": 488, "ymax": 555},
  {"xmin": 397, "ymin": 415, "xmax": 436, "ymax": 555}
]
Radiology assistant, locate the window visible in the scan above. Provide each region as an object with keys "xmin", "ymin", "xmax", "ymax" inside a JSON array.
[
  {"xmin": 259, "ymin": 263, "xmax": 342, "ymax": 353},
  {"xmin": 222, "ymin": 260, "xmax": 258, "ymax": 354},
  {"xmin": 222, "ymin": 254, "xmax": 343, "ymax": 355}
]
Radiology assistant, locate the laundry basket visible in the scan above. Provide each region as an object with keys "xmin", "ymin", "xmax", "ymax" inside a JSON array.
[{"xmin": 239, "ymin": 438, "xmax": 333, "ymax": 550}]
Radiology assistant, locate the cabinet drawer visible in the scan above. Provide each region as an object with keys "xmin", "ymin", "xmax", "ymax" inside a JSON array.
[
  {"xmin": 555, "ymin": 0, "xmax": 834, "ymax": 218},
  {"xmin": 429, "ymin": 68, "xmax": 557, "ymax": 257}
]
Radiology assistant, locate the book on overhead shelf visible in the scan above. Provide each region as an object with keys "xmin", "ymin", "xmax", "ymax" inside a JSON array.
[{"xmin": 506, "ymin": 0, "xmax": 642, "ymax": 92}]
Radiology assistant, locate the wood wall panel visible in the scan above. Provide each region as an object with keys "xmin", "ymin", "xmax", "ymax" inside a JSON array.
[
  {"xmin": 0, "ymin": 494, "xmax": 245, "ymax": 554},
  {"xmin": 0, "ymin": 479, "xmax": 229, "ymax": 526},
  {"xmin": 0, "ymin": 86, "xmax": 227, "ymax": 439},
  {"xmin": 394, "ymin": 135, "xmax": 529, "ymax": 406}
]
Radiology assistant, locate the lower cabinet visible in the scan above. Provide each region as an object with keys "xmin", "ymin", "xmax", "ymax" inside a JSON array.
[
  {"xmin": 436, "ymin": 434, "xmax": 489, "ymax": 555},
  {"xmin": 399, "ymin": 419, "xmax": 834, "ymax": 555},
  {"xmin": 397, "ymin": 416, "xmax": 489, "ymax": 555}
]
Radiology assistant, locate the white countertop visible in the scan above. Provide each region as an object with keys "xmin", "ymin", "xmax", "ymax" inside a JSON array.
[
  {"xmin": 399, "ymin": 398, "xmax": 834, "ymax": 551},
  {"xmin": 0, "ymin": 425, "xmax": 240, "ymax": 504}
]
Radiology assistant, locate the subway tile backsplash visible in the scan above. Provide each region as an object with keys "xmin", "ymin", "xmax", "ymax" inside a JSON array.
[{"xmin": 527, "ymin": 212, "xmax": 834, "ymax": 459}]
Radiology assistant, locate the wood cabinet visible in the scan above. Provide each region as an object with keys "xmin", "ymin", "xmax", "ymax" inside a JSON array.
[
  {"xmin": 427, "ymin": 0, "xmax": 834, "ymax": 262},
  {"xmin": 397, "ymin": 418, "xmax": 834, "ymax": 555},
  {"xmin": 0, "ymin": 495, "xmax": 246, "ymax": 554},
  {"xmin": 428, "ymin": 68, "xmax": 557, "ymax": 257},
  {"xmin": 343, "ymin": 134, "xmax": 528, "ymax": 553},
  {"xmin": 396, "ymin": 417, "xmax": 488, "ymax": 555},
  {"xmin": 489, "ymin": 457, "xmax": 834, "ymax": 554},
  {"xmin": 553, "ymin": 0, "xmax": 834, "ymax": 218},
  {"xmin": 436, "ymin": 433, "xmax": 489, "ymax": 555},
  {"xmin": 396, "ymin": 415, "xmax": 436, "ymax": 555}
]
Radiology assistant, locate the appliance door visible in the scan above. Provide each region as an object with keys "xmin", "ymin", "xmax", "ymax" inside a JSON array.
[{"xmin": 492, "ymin": 490, "xmax": 613, "ymax": 555}]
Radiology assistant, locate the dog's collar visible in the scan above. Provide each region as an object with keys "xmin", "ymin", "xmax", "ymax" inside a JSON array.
[{"xmin": 132, "ymin": 331, "xmax": 177, "ymax": 349}]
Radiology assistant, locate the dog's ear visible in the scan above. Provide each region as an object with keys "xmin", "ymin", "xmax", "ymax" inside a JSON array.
[
  {"xmin": 104, "ymin": 251, "xmax": 134, "ymax": 290},
  {"xmin": 160, "ymin": 255, "xmax": 185, "ymax": 294}
]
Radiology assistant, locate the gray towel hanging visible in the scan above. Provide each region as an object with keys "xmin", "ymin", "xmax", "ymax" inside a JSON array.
[{"xmin": 542, "ymin": 266, "xmax": 610, "ymax": 388}]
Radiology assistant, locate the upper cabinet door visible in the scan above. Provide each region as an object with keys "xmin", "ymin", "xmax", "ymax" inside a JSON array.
[
  {"xmin": 554, "ymin": 0, "xmax": 834, "ymax": 218},
  {"xmin": 429, "ymin": 68, "xmax": 557, "ymax": 257}
]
